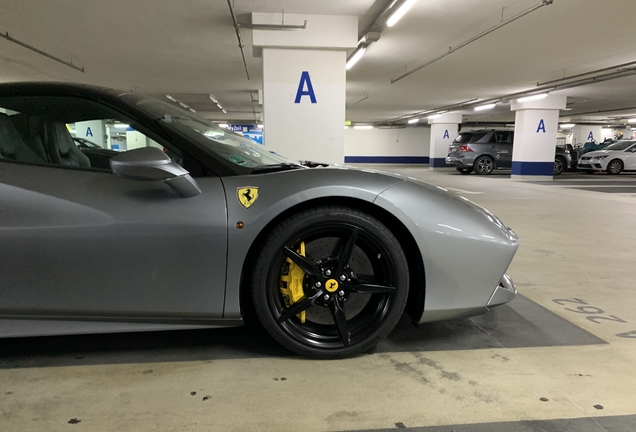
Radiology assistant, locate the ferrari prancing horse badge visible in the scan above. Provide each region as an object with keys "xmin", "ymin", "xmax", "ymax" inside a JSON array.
[{"xmin": 237, "ymin": 187, "xmax": 259, "ymax": 209}]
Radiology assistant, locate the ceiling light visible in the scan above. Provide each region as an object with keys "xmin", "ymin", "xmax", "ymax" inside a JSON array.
[
  {"xmin": 353, "ymin": 125, "xmax": 373, "ymax": 130},
  {"xmin": 209, "ymin": 94, "xmax": 219, "ymax": 104},
  {"xmin": 346, "ymin": 47, "xmax": 366, "ymax": 70},
  {"xmin": 344, "ymin": 126, "xmax": 350, "ymax": 129},
  {"xmin": 474, "ymin": 103, "xmax": 496, "ymax": 111},
  {"xmin": 165, "ymin": 94, "xmax": 176, "ymax": 102},
  {"xmin": 408, "ymin": 118, "xmax": 420, "ymax": 124},
  {"xmin": 428, "ymin": 114, "xmax": 442, "ymax": 119},
  {"xmin": 628, "ymin": 118, "xmax": 636, "ymax": 123},
  {"xmin": 257, "ymin": 124, "xmax": 264, "ymax": 128},
  {"xmin": 218, "ymin": 123, "xmax": 229, "ymax": 128},
  {"xmin": 560, "ymin": 123, "xmax": 575, "ymax": 129},
  {"xmin": 517, "ymin": 93, "xmax": 548, "ymax": 103},
  {"xmin": 387, "ymin": 0, "xmax": 418, "ymax": 27},
  {"xmin": 221, "ymin": 109, "xmax": 227, "ymax": 114},
  {"xmin": 189, "ymin": 108, "xmax": 196, "ymax": 113},
  {"xmin": 114, "ymin": 124, "xmax": 129, "ymax": 129}
]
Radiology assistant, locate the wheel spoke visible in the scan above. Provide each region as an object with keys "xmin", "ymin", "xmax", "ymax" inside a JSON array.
[
  {"xmin": 350, "ymin": 282, "xmax": 396, "ymax": 294},
  {"xmin": 283, "ymin": 246, "xmax": 319, "ymax": 276},
  {"xmin": 329, "ymin": 299, "xmax": 350, "ymax": 347},
  {"xmin": 277, "ymin": 291, "xmax": 322, "ymax": 323},
  {"xmin": 335, "ymin": 228, "xmax": 358, "ymax": 273}
]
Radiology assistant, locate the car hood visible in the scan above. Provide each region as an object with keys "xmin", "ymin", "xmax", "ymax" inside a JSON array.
[{"xmin": 584, "ymin": 149, "xmax": 617, "ymax": 157}]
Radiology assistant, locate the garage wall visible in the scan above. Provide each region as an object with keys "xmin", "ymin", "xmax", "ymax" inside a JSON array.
[{"xmin": 344, "ymin": 127, "xmax": 430, "ymax": 164}]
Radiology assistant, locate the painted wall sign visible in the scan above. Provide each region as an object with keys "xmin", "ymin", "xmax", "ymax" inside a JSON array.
[
  {"xmin": 86, "ymin": 127, "xmax": 93, "ymax": 137},
  {"xmin": 536, "ymin": 119, "xmax": 546, "ymax": 133},
  {"xmin": 294, "ymin": 71, "xmax": 317, "ymax": 104},
  {"xmin": 443, "ymin": 130, "xmax": 450, "ymax": 139},
  {"xmin": 588, "ymin": 131, "xmax": 594, "ymax": 141}
]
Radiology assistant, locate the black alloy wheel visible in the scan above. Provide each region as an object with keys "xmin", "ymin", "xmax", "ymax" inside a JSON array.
[
  {"xmin": 474, "ymin": 156, "xmax": 494, "ymax": 175},
  {"xmin": 252, "ymin": 206, "xmax": 409, "ymax": 359},
  {"xmin": 553, "ymin": 157, "xmax": 565, "ymax": 176},
  {"xmin": 607, "ymin": 159, "xmax": 623, "ymax": 175},
  {"xmin": 457, "ymin": 167, "xmax": 472, "ymax": 175}
]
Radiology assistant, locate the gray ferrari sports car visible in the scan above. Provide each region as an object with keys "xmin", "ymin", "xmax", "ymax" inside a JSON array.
[{"xmin": 0, "ymin": 83, "xmax": 519, "ymax": 358}]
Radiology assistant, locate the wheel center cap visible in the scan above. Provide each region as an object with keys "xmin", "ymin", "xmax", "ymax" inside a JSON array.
[{"xmin": 325, "ymin": 279, "xmax": 339, "ymax": 292}]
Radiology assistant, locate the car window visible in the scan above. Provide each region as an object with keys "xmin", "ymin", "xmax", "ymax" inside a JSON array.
[
  {"xmin": 495, "ymin": 132, "xmax": 512, "ymax": 144},
  {"xmin": 604, "ymin": 140, "xmax": 636, "ymax": 151},
  {"xmin": 468, "ymin": 132, "xmax": 488, "ymax": 143},
  {"xmin": 0, "ymin": 96, "xmax": 184, "ymax": 172}
]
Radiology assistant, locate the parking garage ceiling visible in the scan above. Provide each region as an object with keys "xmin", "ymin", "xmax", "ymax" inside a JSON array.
[{"xmin": 1, "ymin": 0, "xmax": 636, "ymax": 124}]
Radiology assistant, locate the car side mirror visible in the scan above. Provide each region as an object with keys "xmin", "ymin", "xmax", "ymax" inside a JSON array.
[{"xmin": 110, "ymin": 147, "xmax": 201, "ymax": 198}]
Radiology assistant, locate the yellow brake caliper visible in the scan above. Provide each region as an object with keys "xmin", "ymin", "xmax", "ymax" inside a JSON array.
[{"xmin": 279, "ymin": 242, "xmax": 307, "ymax": 324}]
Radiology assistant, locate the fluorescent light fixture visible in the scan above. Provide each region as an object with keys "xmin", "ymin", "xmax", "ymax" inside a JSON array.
[
  {"xmin": 353, "ymin": 125, "xmax": 373, "ymax": 130},
  {"xmin": 221, "ymin": 108, "xmax": 227, "ymax": 114},
  {"xmin": 344, "ymin": 126, "xmax": 350, "ymax": 129},
  {"xmin": 209, "ymin": 94, "xmax": 219, "ymax": 104},
  {"xmin": 189, "ymin": 108, "xmax": 196, "ymax": 113},
  {"xmin": 114, "ymin": 124, "xmax": 129, "ymax": 129},
  {"xmin": 474, "ymin": 103, "xmax": 496, "ymax": 111},
  {"xmin": 387, "ymin": 0, "xmax": 418, "ymax": 27},
  {"xmin": 218, "ymin": 123, "xmax": 229, "ymax": 128},
  {"xmin": 560, "ymin": 123, "xmax": 575, "ymax": 129},
  {"xmin": 408, "ymin": 118, "xmax": 420, "ymax": 124},
  {"xmin": 165, "ymin": 94, "xmax": 176, "ymax": 102},
  {"xmin": 628, "ymin": 118, "xmax": 636, "ymax": 123},
  {"xmin": 346, "ymin": 47, "xmax": 366, "ymax": 70},
  {"xmin": 517, "ymin": 93, "xmax": 548, "ymax": 103},
  {"xmin": 428, "ymin": 114, "xmax": 442, "ymax": 119},
  {"xmin": 257, "ymin": 124, "xmax": 264, "ymax": 128}
]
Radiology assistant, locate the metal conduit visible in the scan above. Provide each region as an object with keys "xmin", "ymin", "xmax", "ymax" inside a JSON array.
[
  {"xmin": 226, "ymin": 0, "xmax": 250, "ymax": 80},
  {"xmin": 390, "ymin": 0, "xmax": 554, "ymax": 84},
  {"xmin": 0, "ymin": 31, "xmax": 84, "ymax": 73},
  {"xmin": 537, "ymin": 60, "xmax": 636, "ymax": 86}
]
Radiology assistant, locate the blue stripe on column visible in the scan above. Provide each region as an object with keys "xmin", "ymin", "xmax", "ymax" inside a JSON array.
[
  {"xmin": 429, "ymin": 157, "xmax": 448, "ymax": 167},
  {"xmin": 344, "ymin": 156, "xmax": 429, "ymax": 164},
  {"xmin": 511, "ymin": 161, "xmax": 554, "ymax": 176}
]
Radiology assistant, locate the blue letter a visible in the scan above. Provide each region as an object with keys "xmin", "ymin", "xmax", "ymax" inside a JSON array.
[
  {"xmin": 588, "ymin": 131, "xmax": 594, "ymax": 141},
  {"xmin": 536, "ymin": 119, "xmax": 546, "ymax": 133},
  {"xmin": 86, "ymin": 127, "xmax": 93, "ymax": 137},
  {"xmin": 294, "ymin": 71, "xmax": 317, "ymax": 104},
  {"xmin": 443, "ymin": 129, "xmax": 450, "ymax": 139}
]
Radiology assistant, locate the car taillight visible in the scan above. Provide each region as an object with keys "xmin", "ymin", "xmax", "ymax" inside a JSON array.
[{"xmin": 458, "ymin": 145, "xmax": 473, "ymax": 152}]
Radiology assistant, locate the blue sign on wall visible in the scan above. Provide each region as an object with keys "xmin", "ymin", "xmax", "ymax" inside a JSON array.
[
  {"xmin": 537, "ymin": 119, "xmax": 546, "ymax": 133},
  {"xmin": 443, "ymin": 129, "xmax": 450, "ymax": 139},
  {"xmin": 230, "ymin": 124, "xmax": 263, "ymax": 145}
]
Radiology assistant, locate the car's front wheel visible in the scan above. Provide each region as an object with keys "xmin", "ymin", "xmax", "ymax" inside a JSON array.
[
  {"xmin": 607, "ymin": 159, "xmax": 623, "ymax": 175},
  {"xmin": 252, "ymin": 206, "xmax": 409, "ymax": 359}
]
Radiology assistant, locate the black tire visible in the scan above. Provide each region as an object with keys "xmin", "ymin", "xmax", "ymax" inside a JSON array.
[
  {"xmin": 456, "ymin": 167, "xmax": 472, "ymax": 175},
  {"xmin": 251, "ymin": 206, "xmax": 409, "ymax": 359},
  {"xmin": 553, "ymin": 157, "xmax": 565, "ymax": 176},
  {"xmin": 474, "ymin": 156, "xmax": 494, "ymax": 175},
  {"xmin": 606, "ymin": 159, "xmax": 623, "ymax": 175}
]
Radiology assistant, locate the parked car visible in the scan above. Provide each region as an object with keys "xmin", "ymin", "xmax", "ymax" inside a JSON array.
[
  {"xmin": 446, "ymin": 130, "xmax": 572, "ymax": 175},
  {"xmin": 577, "ymin": 140, "xmax": 636, "ymax": 174},
  {"xmin": 0, "ymin": 82, "xmax": 519, "ymax": 359}
]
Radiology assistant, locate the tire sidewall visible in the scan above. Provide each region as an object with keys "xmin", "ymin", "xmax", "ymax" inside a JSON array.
[
  {"xmin": 251, "ymin": 207, "xmax": 409, "ymax": 359},
  {"xmin": 607, "ymin": 159, "xmax": 622, "ymax": 175},
  {"xmin": 475, "ymin": 156, "xmax": 494, "ymax": 175}
]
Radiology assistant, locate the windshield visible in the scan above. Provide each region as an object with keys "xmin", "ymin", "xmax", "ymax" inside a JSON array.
[
  {"xmin": 604, "ymin": 141, "xmax": 636, "ymax": 151},
  {"xmin": 123, "ymin": 96, "xmax": 294, "ymax": 170}
]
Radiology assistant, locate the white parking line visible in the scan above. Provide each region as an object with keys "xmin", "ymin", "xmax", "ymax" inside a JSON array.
[{"xmin": 446, "ymin": 187, "xmax": 483, "ymax": 195}]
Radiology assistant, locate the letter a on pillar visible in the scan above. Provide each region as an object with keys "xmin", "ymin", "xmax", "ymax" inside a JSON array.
[
  {"xmin": 86, "ymin": 127, "xmax": 93, "ymax": 137},
  {"xmin": 588, "ymin": 131, "xmax": 594, "ymax": 141},
  {"xmin": 294, "ymin": 71, "xmax": 317, "ymax": 104},
  {"xmin": 536, "ymin": 119, "xmax": 546, "ymax": 133},
  {"xmin": 443, "ymin": 130, "xmax": 450, "ymax": 139}
]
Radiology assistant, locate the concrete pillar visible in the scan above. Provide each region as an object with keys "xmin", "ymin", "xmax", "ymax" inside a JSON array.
[
  {"xmin": 252, "ymin": 13, "xmax": 357, "ymax": 164},
  {"xmin": 428, "ymin": 113, "xmax": 462, "ymax": 170},
  {"xmin": 572, "ymin": 125, "xmax": 602, "ymax": 146},
  {"xmin": 75, "ymin": 120, "xmax": 105, "ymax": 148},
  {"xmin": 510, "ymin": 95, "xmax": 567, "ymax": 181}
]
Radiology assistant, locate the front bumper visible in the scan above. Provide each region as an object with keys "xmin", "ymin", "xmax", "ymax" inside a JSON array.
[
  {"xmin": 487, "ymin": 274, "xmax": 517, "ymax": 308},
  {"xmin": 577, "ymin": 161, "xmax": 603, "ymax": 171}
]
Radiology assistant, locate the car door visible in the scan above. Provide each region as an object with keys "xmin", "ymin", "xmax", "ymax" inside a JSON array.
[
  {"xmin": 490, "ymin": 131, "xmax": 513, "ymax": 168},
  {"xmin": 624, "ymin": 144, "xmax": 636, "ymax": 170},
  {"xmin": 0, "ymin": 98, "xmax": 228, "ymax": 320}
]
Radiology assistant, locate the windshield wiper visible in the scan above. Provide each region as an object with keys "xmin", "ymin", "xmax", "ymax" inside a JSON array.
[{"xmin": 251, "ymin": 163, "xmax": 303, "ymax": 174}]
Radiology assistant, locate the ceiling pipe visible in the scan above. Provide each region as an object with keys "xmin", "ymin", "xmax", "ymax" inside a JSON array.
[
  {"xmin": 537, "ymin": 61, "xmax": 636, "ymax": 86},
  {"xmin": 226, "ymin": 0, "xmax": 250, "ymax": 80},
  {"xmin": 390, "ymin": 0, "xmax": 554, "ymax": 84},
  {"xmin": 0, "ymin": 31, "xmax": 84, "ymax": 73}
]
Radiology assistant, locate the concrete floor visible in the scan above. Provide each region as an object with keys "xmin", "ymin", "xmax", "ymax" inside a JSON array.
[{"xmin": 2, "ymin": 168, "xmax": 636, "ymax": 431}]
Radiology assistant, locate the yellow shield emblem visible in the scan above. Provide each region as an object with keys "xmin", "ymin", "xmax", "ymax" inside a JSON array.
[{"xmin": 237, "ymin": 187, "xmax": 259, "ymax": 209}]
